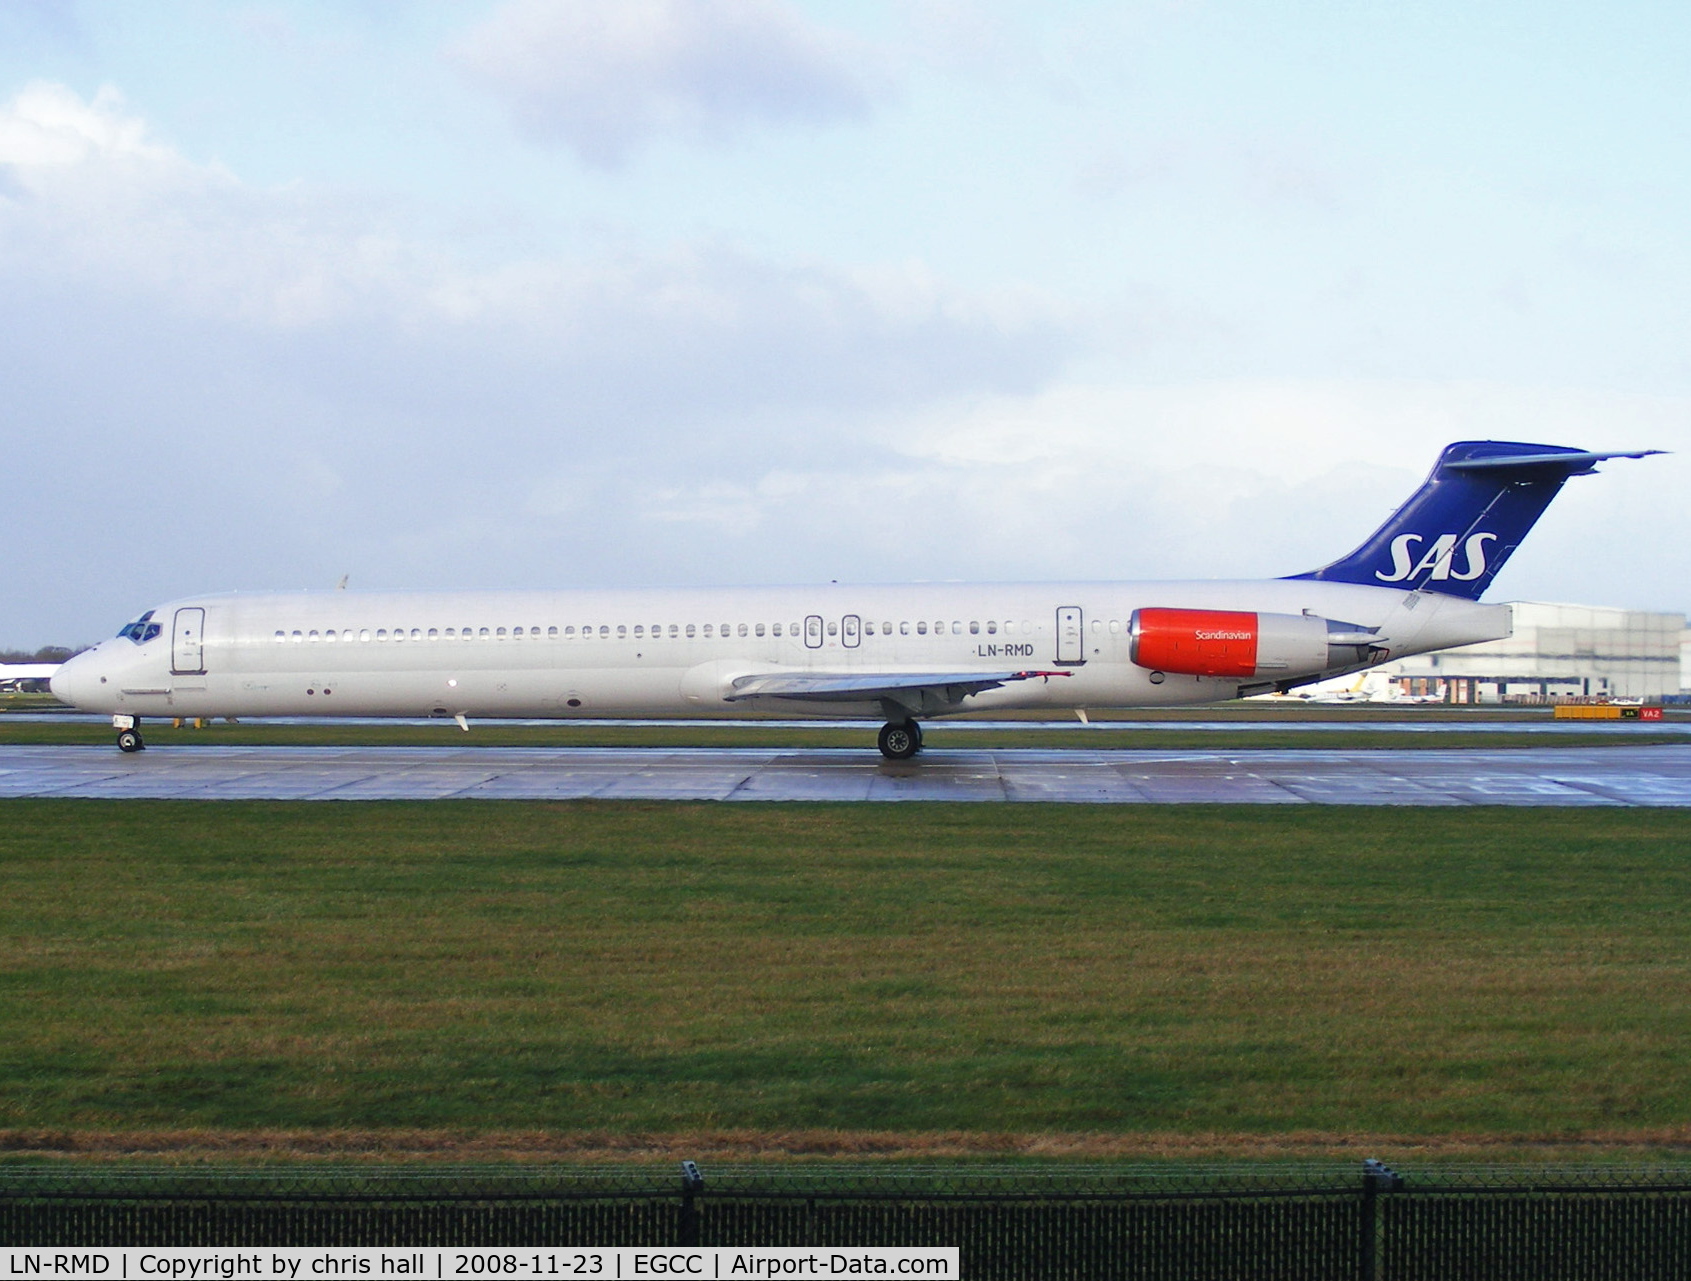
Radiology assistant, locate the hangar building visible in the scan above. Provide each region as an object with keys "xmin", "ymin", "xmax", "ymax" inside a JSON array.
[{"xmin": 1378, "ymin": 601, "xmax": 1684, "ymax": 702}]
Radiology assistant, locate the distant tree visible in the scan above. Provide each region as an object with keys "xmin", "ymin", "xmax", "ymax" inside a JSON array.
[{"xmin": 0, "ymin": 646, "xmax": 85, "ymax": 664}]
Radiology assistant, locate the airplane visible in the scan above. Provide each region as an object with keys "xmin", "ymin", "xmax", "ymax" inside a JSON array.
[
  {"xmin": 1261, "ymin": 668, "xmax": 1442, "ymax": 704},
  {"xmin": 51, "ymin": 440, "xmax": 1660, "ymax": 758},
  {"xmin": 0, "ymin": 663, "xmax": 63, "ymax": 693}
]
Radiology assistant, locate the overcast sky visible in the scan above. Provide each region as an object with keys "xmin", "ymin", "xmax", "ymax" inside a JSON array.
[{"xmin": 3, "ymin": 1, "xmax": 1688, "ymax": 647}]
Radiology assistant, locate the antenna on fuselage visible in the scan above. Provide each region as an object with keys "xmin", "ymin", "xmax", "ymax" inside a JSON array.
[{"xmin": 336, "ymin": 574, "xmax": 349, "ymax": 591}]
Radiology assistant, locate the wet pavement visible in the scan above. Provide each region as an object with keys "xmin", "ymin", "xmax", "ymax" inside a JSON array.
[{"xmin": 4, "ymin": 744, "xmax": 1691, "ymax": 805}]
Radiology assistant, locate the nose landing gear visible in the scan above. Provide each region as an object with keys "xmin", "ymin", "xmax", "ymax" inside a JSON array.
[
  {"xmin": 114, "ymin": 717, "xmax": 145, "ymax": 753},
  {"xmin": 877, "ymin": 719, "xmax": 922, "ymax": 761}
]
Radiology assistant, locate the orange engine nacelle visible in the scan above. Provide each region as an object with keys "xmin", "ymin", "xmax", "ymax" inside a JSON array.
[
  {"xmin": 1131, "ymin": 608, "xmax": 1259, "ymax": 677},
  {"xmin": 1130, "ymin": 608, "xmax": 1338, "ymax": 679}
]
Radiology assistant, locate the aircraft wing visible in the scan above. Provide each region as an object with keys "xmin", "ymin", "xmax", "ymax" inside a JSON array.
[
  {"xmin": 725, "ymin": 669, "xmax": 1071, "ymax": 706},
  {"xmin": 0, "ymin": 664, "xmax": 61, "ymax": 680}
]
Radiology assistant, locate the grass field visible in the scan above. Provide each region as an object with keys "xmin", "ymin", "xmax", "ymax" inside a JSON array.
[{"xmin": 3, "ymin": 800, "xmax": 1689, "ymax": 1161}]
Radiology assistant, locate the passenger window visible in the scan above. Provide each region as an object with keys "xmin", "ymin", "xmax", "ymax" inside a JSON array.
[
  {"xmin": 900, "ymin": 622, "xmax": 910, "ymax": 635},
  {"xmin": 308, "ymin": 630, "xmax": 320, "ymax": 642},
  {"xmin": 617, "ymin": 625, "xmax": 627, "ymax": 638},
  {"xmin": 721, "ymin": 623, "xmax": 730, "ymax": 636},
  {"xmin": 755, "ymin": 623, "xmax": 766, "ymax": 637},
  {"xmin": 427, "ymin": 628, "xmax": 438, "ymax": 640},
  {"xmin": 496, "ymin": 627, "xmax": 507, "ymax": 639},
  {"xmin": 738, "ymin": 623, "xmax": 748, "ymax": 637},
  {"xmin": 513, "ymin": 627, "xmax": 524, "ymax": 638},
  {"xmin": 704, "ymin": 624, "xmax": 714, "ymax": 637},
  {"xmin": 360, "ymin": 629, "xmax": 371, "ymax": 642},
  {"xmin": 969, "ymin": 621, "xmax": 979, "ymax": 634},
  {"xmin": 548, "ymin": 626, "xmax": 558, "ymax": 638},
  {"xmin": 479, "ymin": 627, "xmax": 490, "ymax": 640},
  {"xmin": 772, "ymin": 623, "xmax": 782, "ymax": 637},
  {"xmin": 291, "ymin": 630, "xmax": 304, "ymax": 643},
  {"xmin": 917, "ymin": 621, "xmax": 928, "ymax": 635},
  {"xmin": 1109, "ymin": 620, "xmax": 1120, "ymax": 634},
  {"xmin": 987, "ymin": 621, "xmax": 997, "ymax": 634},
  {"xmin": 395, "ymin": 629, "xmax": 407, "ymax": 642},
  {"xmin": 864, "ymin": 622, "xmax": 875, "ymax": 636},
  {"xmin": 634, "ymin": 625, "xmax": 644, "ymax": 638},
  {"xmin": 531, "ymin": 624, "xmax": 541, "ymax": 636},
  {"xmin": 411, "ymin": 628, "xmax": 421, "ymax": 640},
  {"xmin": 599, "ymin": 625, "xmax": 609, "ymax": 637},
  {"xmin": 952, "ymin": 621, "xmax": 962, "ymax": 635},
  {"xmin": 686, "ymin": 624, "xmax": 696, "ymax": 638},
  {"xmin": 1003, "ymin": 621, "xmax": 1014, "ymax": 634},
  {"xmin": 274, "ymin": 631, "xmax": 285, "ymax": 643},
  {"xmin": 565, "ymin": 626, "xmax": 575, "ymax": 636},
  {"xmin": 463, "ymin": 627, "xmax": 473, "ymax": 641},
  {"xmin": 1092, "ymin": 620, "xmax": 1101, "ymax": 633},
  {"xmin": 790, "ymin": 622, "xmax": 800, "ymax": 635},
  {"xmin": 827, "ymin": 620, "xmax": 838, "ymax": 636},
  {"xmin": 375, "ymin": 630, "xmax": 386, "ymax": 641},
  {"xmin": 324, "ymin": 630, "xmax": 335, "ymax": 643}
]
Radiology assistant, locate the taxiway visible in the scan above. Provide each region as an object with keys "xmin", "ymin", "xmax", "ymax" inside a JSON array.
[{"xmin": 3, "ymin": 744, "xmax": 1690, "ymax": 805}]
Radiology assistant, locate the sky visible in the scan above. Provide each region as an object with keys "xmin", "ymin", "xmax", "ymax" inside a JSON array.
[{"xmin": 3, "ymin": 0, "xmax": 1689, "ymax": 647}]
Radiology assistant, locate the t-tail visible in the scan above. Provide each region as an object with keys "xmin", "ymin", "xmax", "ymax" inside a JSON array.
[{"xmin": 1289, "ymin": 441, "xmax": 1663, "ymax": 600}]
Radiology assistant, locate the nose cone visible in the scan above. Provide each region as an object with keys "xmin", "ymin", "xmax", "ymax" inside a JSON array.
[{"xmin": 50, "ymin": 649, "xmax": 99, "ymax": 710}]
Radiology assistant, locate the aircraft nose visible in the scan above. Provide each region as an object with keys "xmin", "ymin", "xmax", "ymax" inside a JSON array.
[{"xmin": 50, "ymin": 650, "xmax": 98, "ymax": 710}]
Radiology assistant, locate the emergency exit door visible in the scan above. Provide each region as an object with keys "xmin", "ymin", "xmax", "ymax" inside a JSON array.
[
  {"xmin": 172, "ymin": 607, "xmax": 205, "ymax": 675},
  {"xmin": 1055, "ymin": 606, "xmax": 1084, "ymax": 665}
]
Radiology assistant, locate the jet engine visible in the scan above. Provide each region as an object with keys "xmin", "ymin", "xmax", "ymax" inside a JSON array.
[{"xmin": 1129, "ymin": 608, "xmax": 1377, "ymax": 679}]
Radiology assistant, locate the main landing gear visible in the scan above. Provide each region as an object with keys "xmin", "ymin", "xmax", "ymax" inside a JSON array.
[
  {"xmin": 877, "ymin": 719, "xmax": 922, "ymax": 761},
  {"xmin": 115, "ymin": 717, "xmax": 145, "ymax": 753}
]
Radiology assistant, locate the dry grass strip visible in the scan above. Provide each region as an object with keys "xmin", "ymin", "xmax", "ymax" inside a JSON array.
[{"xmin": 7, "ymin": 1129, "xmax": 1691, "ymax": 1164}]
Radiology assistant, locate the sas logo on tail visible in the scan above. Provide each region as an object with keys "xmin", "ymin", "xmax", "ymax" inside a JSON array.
[{"xmin": 1375, "ymin": 532, "xmax": 1497, "ymax": 583}]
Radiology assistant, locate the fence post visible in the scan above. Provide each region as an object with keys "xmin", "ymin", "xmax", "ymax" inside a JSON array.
[
  {"xmin": 1360, "ymin": 1159, "xmax": 1403, "ymax": 1281},
  {"xmin": 678, "ymin": 1161, "xmax": 704, "ymax": 1247}
]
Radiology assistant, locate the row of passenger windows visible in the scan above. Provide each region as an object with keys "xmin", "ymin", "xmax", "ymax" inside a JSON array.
[{"xmin": 271, "ymin": 618, "xmax": 1057, "ymax": 644}]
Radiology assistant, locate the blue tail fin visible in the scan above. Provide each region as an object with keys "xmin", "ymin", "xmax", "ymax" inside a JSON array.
[{"xmin": 1289, "ymin": 441, "xmax": 1661, "ymax": 600}]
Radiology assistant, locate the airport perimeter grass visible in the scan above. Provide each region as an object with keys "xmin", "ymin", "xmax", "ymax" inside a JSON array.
[{"xmin": 3, "ymin": 800, "xmax": 1690, "ymax": 1158}]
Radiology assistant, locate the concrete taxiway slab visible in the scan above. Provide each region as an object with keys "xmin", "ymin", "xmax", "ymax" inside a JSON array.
[{"xmin": 3, "ymin": 744, "xmax": 1691, "ymax": 805}]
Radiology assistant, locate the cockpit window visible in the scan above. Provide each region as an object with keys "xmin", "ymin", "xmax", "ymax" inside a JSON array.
[{"xmin": 116, "ymin": 612, "xmax": 162, "ymax": 644}]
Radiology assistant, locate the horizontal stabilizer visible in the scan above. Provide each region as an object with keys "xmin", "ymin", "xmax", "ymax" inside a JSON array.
[{"xmin": 1444, "ymin": 448, "xmax": 1664, "ymax": 474}]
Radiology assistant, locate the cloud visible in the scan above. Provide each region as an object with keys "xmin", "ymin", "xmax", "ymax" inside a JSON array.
[
  {"xmin": 0, "ymin": 83, "xmax": 1063, "ymax": 645},
  {"xmin": 0, "ymin": 82, "xmax": 175, "ymax": 168},
  {"xmin": 452, "ymin": 0, "xmax": 878, "ymax": 166},
  {"xmin": 6, "ymin": 82, "xmax": 1677, "ymax": 652}
]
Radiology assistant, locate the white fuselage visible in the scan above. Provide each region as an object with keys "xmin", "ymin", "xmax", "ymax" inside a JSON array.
[{"xmin": 51, "ymin": 579, "xmax": 1510, "ymax": 723}]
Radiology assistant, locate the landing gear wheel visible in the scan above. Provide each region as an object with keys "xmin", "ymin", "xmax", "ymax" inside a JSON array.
[
  {"xmin": 116, "ymin": 728, "xmax": 145, "ymax": 753},
  {"xmin": 877, "ymin": 720, "xmax": 921, "ymax": 761}
]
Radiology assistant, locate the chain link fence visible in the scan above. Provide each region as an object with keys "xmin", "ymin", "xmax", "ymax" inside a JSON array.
[{"xmin": 4, "ymin": 1161, "xmax": 1690, "ymax": 1279}]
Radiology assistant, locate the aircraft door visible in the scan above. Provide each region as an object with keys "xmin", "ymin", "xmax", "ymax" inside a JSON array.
[
  {"xmin": 842, "ymin": 615, "xmax": 861, "ymax": 648},
  {"xmin": 804, "ymin": 615, "xmax": 823, "ymax": 648},
  {"xmin": 1055, "ymin": 606, "xmax": 1084, "ymax": 665},
  {"xmin": 172, "ymin": 607, "xmax": 206, "ymax": 675}
]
